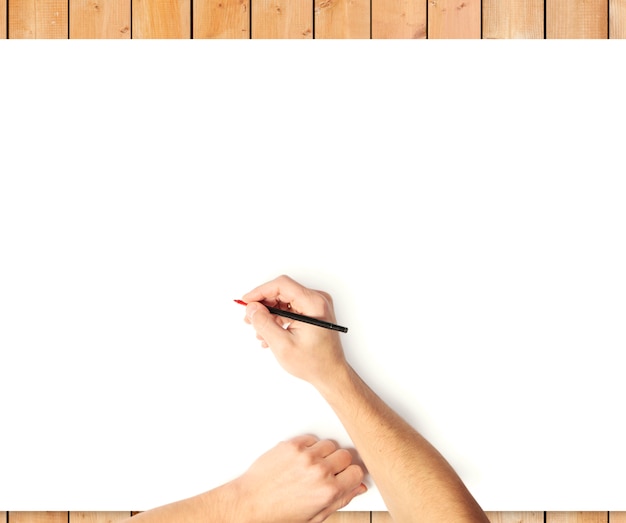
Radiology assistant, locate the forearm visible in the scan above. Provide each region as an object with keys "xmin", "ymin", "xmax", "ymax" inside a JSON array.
[
  {"xmin": 118, "ymin": 434, "xmax": 364, "ymax": 523},
  {"xmin": 241, "ymin": 275, "xmax": 488, "ymax": 521},
  {"xmin": 119, "ymin": 482, "xmax": 243, "ymax": 523},
  {"xmin": 316, "ymin": 364, "xmax": 489, "ymax": 523}
]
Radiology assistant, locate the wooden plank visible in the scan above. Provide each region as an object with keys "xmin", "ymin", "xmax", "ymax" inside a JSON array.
[
  {"xmin": 372, "ymin": 0, "xmax": 426, "ymax": 38},
  {"xmin": 610, "ymin": 0, "xmax": 626, "ymax": 37},
  {"xmin": 546, "ymin": 513, "xmax": 608, "ymax": 523},
  {"xmin": 610, "ymin": 513, "xmax": 626, "ymax": 523},
  {"xmin": 132, "ymin": 0, "xmax": 191, "ymax": 38},
  {"xmin": 546, "ymin": 0, "xmax": 608, "ymax": 38},
  {"xmin": 486, "ymin": 513, "xmax": 544, "ymax": 523},
  {"xmin": 314, "ymin": 0, "xmax": 370, "ymax": 38},
  {"xmin": 8, "ymin": 0, "xmax": 68, "ymax": 38},
  {"xmin": 1, "ymin": 0, "xmax": 6, "ymax": 38},
  {"xmin": 9, "ymin": 513, "xmax": 68, "ymax": 523},
  {"xmin": 428, "ymin": 0, "xmax": 481, "ymax": 38},
  {"xmin": 69, "ymin": 513, "xmax": 131, "ymax": 523},
  {"xmin": 251, "ymin": 0, "xmax": 312, "ymax": 38},
  {"xmin": 326, "ymin": 513, "xmax": 370, "ymax": 523},
  {"xmin": 69, "ymin": 0, "xmax": 131, "ymax": 39},
  {"xmin": 381, "ymin": 512, "xmax": 544, "ymax": 523},
  {"xmin": 482, "ymin": 0, "xmax": 544, "ymax": 38},
  {"xmin": 193, "ymin": 0, "xmax": 249, "ymax": 38},
  {"xmin": 1, "ymin": 513, "xmax": 6, "ymax": 523}
]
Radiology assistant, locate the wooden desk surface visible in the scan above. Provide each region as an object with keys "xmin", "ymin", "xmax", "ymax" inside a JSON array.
[
  {"xmin": 0, "ymin": 21, "xmax": 623, "ymax": 523},
  {"xmin": 2, "ymin": 511, "xmax": 626, "ymax": 523},
  {"xmin": 1, "ymin": 0, "xmax": 624, "ymax": 38}
]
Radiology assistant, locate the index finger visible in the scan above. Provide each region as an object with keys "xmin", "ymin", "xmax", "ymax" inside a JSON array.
[{"xmin": 242, "ymin": 275, "xmax": 324, "ymax": 315}]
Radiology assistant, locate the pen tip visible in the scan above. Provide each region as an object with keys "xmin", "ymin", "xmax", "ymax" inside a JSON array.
[{"xmin": 234, "ymin": 299, "xmax": 248, "ymax": 306}]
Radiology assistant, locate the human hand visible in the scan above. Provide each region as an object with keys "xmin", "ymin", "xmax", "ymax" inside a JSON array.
[
  {"xmin": 241, "ymin": 275, "xmax": 349, "ymax": 388},
  {"xmin": 231, "ymin": 435, "xmax": 366, "ymax": 523}
]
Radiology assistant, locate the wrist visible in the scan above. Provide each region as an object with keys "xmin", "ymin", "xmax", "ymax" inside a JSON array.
[
  {"xmin": 199, "ymin": 479, "xmax": 252, "ymax": 523},
  {"xmin": 312, "ymin": 361, "xmax": 355, "ymax": 401}
]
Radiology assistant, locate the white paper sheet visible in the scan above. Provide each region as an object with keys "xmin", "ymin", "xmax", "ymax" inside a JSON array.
[{"xmin": 1, "ymin": 42, "xmax": 625, "ymax": 512}]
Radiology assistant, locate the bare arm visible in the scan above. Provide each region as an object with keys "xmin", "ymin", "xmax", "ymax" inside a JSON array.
[
  {"xmin": 242, "ymin": 275, "xmax": 489, "ymax": 523},
  {"xmin": 119, "ymin": 483, "xmax": 238, "ymax": 523},
  {"xmin": 317, "ymin": 365, "xmax": 488, "ymax": 522},
  {"xmin": 119, "ymin": 435, "xmax": 365, "ymax": 523}
]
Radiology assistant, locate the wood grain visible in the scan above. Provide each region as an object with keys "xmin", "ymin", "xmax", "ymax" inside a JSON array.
[
  {"xmin": 8, "ymin": 0, "xmax": 68, "ymax": 38},
  {"xmin": 482, "ymin": 0, "xmax": 544, "ymax": 38},
  {"xmin": 1, "ymin": 0, "xmax": 6, "ymax": 38},
  {"xmin": 193, "ymin": 0, "xmax": 249, "ymax": 38},
  {"xmin": 610, "ymin": 0, "xmax": 626, "ymax": 37},
  {"xmin": 69, "ymin": 513, "xmax": 130, "ymax": 523},
  {"xmin": 132, "ymin": 0, "xmax": 191, "ymax": 38},
  {"xmin": 546, "ymin": 0, "xmax": 608, "ymax": 38},
  {"xmin": 326, "ymin": 512, "xmax": 370, "ymax": 523},
  {"xmin": 314, "ymin": 0, "xmax": 370, "ymax": 38},
  {"xmin": 9, "ymin": 513, "xmax": 68, "ymax": 523},
  {"xmin": 1, "ymin": 0, "xmax": 622, "ymax": 37},
  {"xmin": 251, "ymin": 0, "xmax": 312, "ymax": 37},
  {"xmin": 69, "ymin": 0, "xmax": 130, "ymax": 38},
  {"xmin": 486, "ymin": 512, "xmax": 544, "ymax": 523},
  {"xmin": 428, "ymin": 0, "xmax": 481, "ymax": 38},
  {"xmin": 372, "ymin": 0, "xmax": 426, "ymax": 38},
  {"xmin": 3, "ymin": 513, "xmax": 624, "ymax": 522},
  {"xmin": 545, "ymin": 513, "xmax": 608, "ymax": 523}
]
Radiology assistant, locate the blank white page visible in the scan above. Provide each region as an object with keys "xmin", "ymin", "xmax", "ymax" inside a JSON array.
[{"xmin": 1, "ymin": 42, "xmax": 625, "ymax": 512}]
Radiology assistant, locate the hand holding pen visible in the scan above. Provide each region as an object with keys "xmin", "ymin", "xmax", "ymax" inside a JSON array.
[
  {"xmin": 240, "ymin": 275, "xmax": 490, "ymax": 523},
  {"xmin": 238, "ymin": 275, "xmax": 350, "ymax": 388},
  {"xmin": 234, "ymin": 300, "xmax": 348, "ymax": 332},
  {"xmin": 127, "ymin": 275, "xmax": 489, "ymax": 523}
]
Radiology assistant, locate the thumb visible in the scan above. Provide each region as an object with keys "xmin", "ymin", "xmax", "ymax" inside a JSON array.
[{"xmin": 246, "ymin": 302, "xmax": 289, "ymax": 349}]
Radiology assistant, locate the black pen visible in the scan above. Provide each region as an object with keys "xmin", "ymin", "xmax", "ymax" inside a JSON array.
[{"xmin": 234, "ymin": 299, "xmax": 348, "ymax": 333}]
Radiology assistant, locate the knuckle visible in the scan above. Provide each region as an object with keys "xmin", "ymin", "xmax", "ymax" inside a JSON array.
[
  {"xmin": 304, "ymin": 292, "xmax": 332, "ymax": 317},
  {"xmin": 319, "ymin": 290, "xmax": 334, "ymax": 305},
  {"xmin": 279, "ymin": 439, "xmax": 301, "ymax": 456},
  {"xmin": 276, "ymin": 274, "xmax": 293, "ymax": 286},
  {"xmin": 304, "ymin": 453, "xmax": 321, "ymax": 470},
  {"xmin": 310, "ymin": 293, "xmax": 327, "ymax": 308},
  {"xmin": 321, "ymin": 439, "xmax": 338, "ymax": 452},
  {"xmin": 349, "ymin": 463, "xmax": 365, "ymax": 484},
  {"xmin": 319, "ymin": 483, "xmax": 341, "ymax": 505},
  {"xmin": 356, "ymin": 466, "xmax": 365, "ymax": 483},
  {"xmin": 335, "ymin": 448, "xmax": 351, "ymax": 462},
  {"xmin": 307, "ymin": 461, "xmax": 329, "ymax": 483},
  {"xmin": 285, "ymin": 437, "xmax": 305, "ymax": 451}
]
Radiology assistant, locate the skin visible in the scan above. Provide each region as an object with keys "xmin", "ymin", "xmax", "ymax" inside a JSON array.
[
  {"xmin": 241, "ymin": 275, "xmax": 490, "ymax": 523},
  {"xmin": 122, "ymin": 274, "xmax": 489, "ymax": 522},
  {"xmin": 231, "ymin": 434, "xmax": 365, "ymax": 522},
  {"xmin": 123, "ymin": 434, "xmax": 366, "ymax": 523}
]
